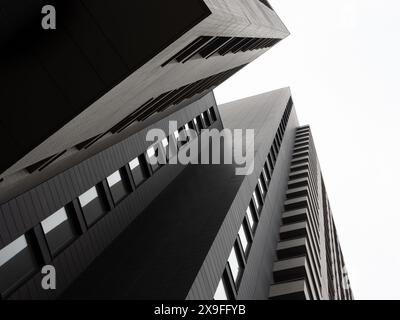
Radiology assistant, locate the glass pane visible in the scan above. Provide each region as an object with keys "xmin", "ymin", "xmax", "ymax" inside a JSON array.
[
  {"xmin": 147, "ymin": 146, "xmax": 156, "ymax": 158},
  {"xmin": 129, "ymin": 157, "xmax": 140, "ymax": 170},
  {"xmin": 246, "ymin": 207, "xmax": 254, "ymax": 229},
  {"xmin": 238, "ymin": 225, "xmax": 249, "ymax": 253},
  {"xmin": 162, "ymin": 138, "xmax": 169, "ymax": 148},
  {"xmin": 213, "ymin": 278, "xmax": 228, "ymax": 300},
  {"xmin": 258, "ymin": 178, "xmax": 265, "ymax": 195},
  {"xmin": 228, "ymin": 246, "xmax": 240, "ymax": 283},
  {"xmin": 41, "ymin": 207, "xmax": 68, "ymax": 234},
  {"xmin": 107, "ymin": 170, "xmax": 122, "ymax": 188},
  {"xmin": 253, "ymin": 191, "xmax": 260, "ymax": 210},
  {"xmin": 79, "ymin": 187, "xmax": 98, "ymax": 207},
  {"xmin": 0, "ymin": 235, "xmax": 27, "ymax": 268}
]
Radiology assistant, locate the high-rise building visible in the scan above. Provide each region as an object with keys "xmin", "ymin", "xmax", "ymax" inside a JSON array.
[
  {"xmin": 0, "ymin": 0, "xmax": 290, "ymax": 300},
  {"xmin": 0, "ymin": 2, "xmax": 352, "ymax": 301},
  {"xmin": 269, "ymin": 125, "xmax": 353, "ymax": 300},
  {"xmin": 61, "ymin": 88, "xmax": 352, "ymax": 300},
  {"xmin": 0, "ymin": 0, "xmax": 288, "ymax": 182}
]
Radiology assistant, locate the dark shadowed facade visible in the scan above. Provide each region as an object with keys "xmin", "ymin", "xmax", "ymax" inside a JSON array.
[{"xmin": 0, "ymin": 1, "xmax": 352, "ymax": 301}]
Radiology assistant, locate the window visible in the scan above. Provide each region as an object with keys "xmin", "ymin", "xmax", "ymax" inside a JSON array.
[
  {"xmin": 184, "ymin": 123, "xmax": 194, "ymax": 141},
  {"xmin": 146, "ymin": 144, "xmax": 162, "ymax": 173},
  {"xmin": 227, "ymin": 244, "xmax": 243, "ymax": 285},
  {"xmin": 262, "ymin": 167, "xmax": 270, "ymax": 187},
  {"xmin": 106, "ymin": 169, "xmax": 130, "ymax": 205},
  {"xmin": 209, "ymin": 107, "xmax": 217, "ymax": 122},
  {"xmin": 246, "ymin": 204, "xmax": 257, "ymax": 231},
  {"xmin": 271, "ymin": 148, "xmax": 277, "ymax": 164},
  {"xmin": 41, "ymin": 206, "xmax": 78, "ymax": 256},
  {"xmin": 263, "ymin": 163, "xmax": 272, "ymax": 182},
  {"xmin": 201, "ymin": 111, "xmax": 211, "ymax": 128},
  {"xmin": 162, "ymin": 36, "xmax": 277, "ymax": 66},
  {"xmin": 0, "ymin": 236, "xmax": 28, "ymax": 269},
  {"xmin": 273, "ymin": 139, "xmax": 279, "ymax": 157},
  {"xmin": 238, "ymin": 223, "xmax": 251, "ymax": 256},
  {"xmin": 129, "ymin": 154, "xmax": 150, "ymax": 186},
  {"xmin": 258, "ymin": 175, "xmax": 267, "ymax": 198},
  {"xmin": 253, "ymin": 189, "xmax": 262, "ymax": 213},
  {"xmin": 177, "ymin": 126, "xmax": 188, "ymax": 147},
  {"xmin": 78, "ymin": 185, "xmax": 108, "ymax": 227},
  {"xmin": 258, "ymin": 177, "xmax": 265, "ymax": 198},
  {"xmin": 268, "ymin": 153, "xmax": 275, "ymax": 172},
  {"xmin": 214, "ymin": 278, "xmax": 229, "ymax": 300},
  {"xmin": 161, "ymin": 137, "xmax": 170, "ymax": 161},
  {"xmin": 0, "ymin": 234, "xmax": 38, "ymax": 297},
  {"xmin": 188, "ymin": 120, "xmax": 198, "ymax": 136},
  {"xmin": 196, "ymin": 115, "xmax": 204, "ymax": 131}
]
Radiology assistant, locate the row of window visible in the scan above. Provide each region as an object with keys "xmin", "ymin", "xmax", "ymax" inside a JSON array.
[
  {"xmin": 147, "ymin": 107, "xmax": 218, "ymax": 168},
  {"xmin": 0, "ymin": 107, "xmax": 218, "ymax": 299},
  {"xmin": 105, "ymin": 67, "xmax": 239, "ymax": 136},
  {"xmin": 213, "ymin": 97, "xmax": 293, "ymax": 300},
  {"xmin": 17, "ymin": 66, "xmax": 243, "ymax": 178},
  {"xmin": 162, "ymin": 36, "xmax": 281, "ymax": 67},
  {"xmin": 214, "ymin": 168, "xmax": 269, "ymax": 300}
]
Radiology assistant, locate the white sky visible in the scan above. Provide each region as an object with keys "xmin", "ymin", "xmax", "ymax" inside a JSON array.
[{"xmin": 215, "ymin": 0, "xmax": 400, "ymax": 300}]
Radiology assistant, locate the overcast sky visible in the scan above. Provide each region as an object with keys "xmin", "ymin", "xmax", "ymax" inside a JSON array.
[{"xmin": 215, "ymin": 0, "xmax": 400, "ymax": 300}]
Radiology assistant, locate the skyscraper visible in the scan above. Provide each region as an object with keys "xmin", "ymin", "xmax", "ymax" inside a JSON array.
[
  {"xmin": 268, "ymin": 125, "xmax": 353, "ymax": 300},
  {"xmin": 0, "ymin": 0, "xmax": 288, "ymax": 182},
  {"xmin": 0, "ymin": 2, "xmax": 352, "ymax": 301},
  {"xmin": 60, "ymin": 88, "xmax": 351, "ymax": 300},
  {"xmin": 0, "ymin": 0, "xmax": 290, "ymax": 300}
]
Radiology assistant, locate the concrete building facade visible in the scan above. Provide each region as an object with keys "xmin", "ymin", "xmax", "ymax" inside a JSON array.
[{"xmin": 0, "ymin": 1, "xmax": 352, "ymax": 301}]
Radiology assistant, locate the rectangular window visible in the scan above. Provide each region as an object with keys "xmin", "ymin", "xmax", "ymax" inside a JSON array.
[
  {"xmin": 106, "ymin": 169, "xmax": 130, "ymax": 205},
  {"xmin": 184, "ymin": 123, "xmax": 194, "ymax": 141},
  {"xmin": 258, "ymin": 176, "xmax": 266, "ymax": 198},
  {"xmin": 253, "ymin": 189, "xmax": 262, "ymax": 213},
  {"xmin": 78, "ymin": 185, "xmax": 108, "ymax": 227},
  {"xmin": 0, "ymin": 236, "xmax": 27, "ymax": 268},
  {"xmin": 227, "ymin": 244, "xmax": 243, "ymax": 286},
  {"xmin": 0, "ymin": 234, "xmax": 38, "ymax": 297},
  {"xmin": 201, "ymin": 111, "xmax": 211, "ymax": 128},
  {"xmin": 246, "ymin": 202, "xmax": 257, "ymax": 232},
  {"xmin": 177, "ymin": 126, "xmax": 188, "ymax": 147},
  {"xmin": 41, "ymin": 206, "xmax": 78, "ymax": 256},
  {"xmin": 238, "ymin": 223, "xmax": 251, "ymax": 256},
  {"xmin": 262, "ymin": 167, "xmax": 270, "ymax": 187},
  {"xmin": 79, "ymin": 186, "xmax": 98, "ymax": 207},
  {"xmin": 196, "ymin": 115, "xmax": 204, "ymax": 131},
  {"xmin": 277, "ymin": 130, "xmax": 282, "ymax": 146},
  {"xmin": 146, "ymin": 144, "xmax": 162, "ymax": 173},
  {"xmin": 264, "ymin": 162, "xmax": 272, "ymax": 182},
  {"xmin": 188, "ymin": 120, "xmax": 198, "ymax": 136},
  {"xmin": 214, "ymin": 278, "xmax": 229, "ymax": 300},
  {"xmin": 209, "ymin": 107, "xmax": 217, "ymax": 122},
  {"xmin": 129, "ymin": 154, "xmax": 150, "ymax": 187},
  {"xmin": 161, "ymin": 137, "xmax": 170, "ymax": 162},
  {"xmin": 268, "ymin": 153, "xmax": 275, "ymax": 171},
  {"xmin": 273, "ymin": 139, "xmax": 279, "ymax": 157}
]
